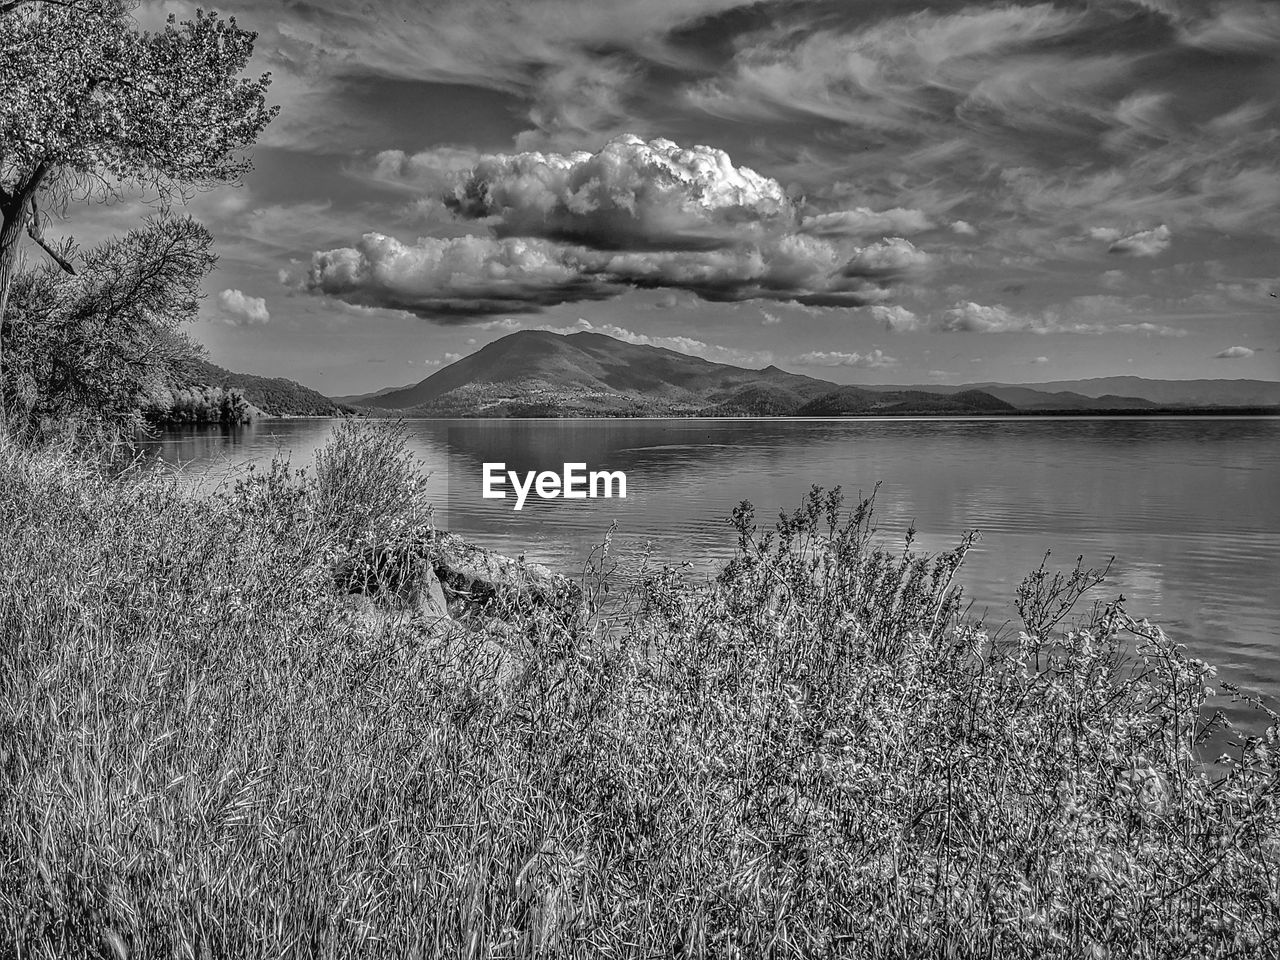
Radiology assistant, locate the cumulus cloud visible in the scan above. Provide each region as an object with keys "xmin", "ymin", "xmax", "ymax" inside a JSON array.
[
  {"xmin": 934, "ymin": 300, "xmax": 1189, "ymax": 336},
  {"xmin": 308, "ymin": 136, "xmax": 933, "ymax": 318},
  {"xmin": 305, "ymin": 233, "xmax": 619, "ymax": 320},
  {"xmin": 870, "ymin": 304, "xmax": 921, "ymax": 331},
  {"xmin": 939, "ymin": 301, "xmax": 1031, "ymax": 333},
  {"xmin": 217, "ymin": 289, "xmax": 270, "ymax": 326},
  {"xmin": 1214, "ymin": 345, "xmax": 1255, "ymax": 358},
  {"xmin": 367, "ymin": 146, "xmax": 482, "ymax": 192},
  {"xmin": 950, "ymin": 220, "xmax": 977, "ymax": 236},
  {"xmin": 445, "ymin": 135, "xmax": 796, "ymax": 250},
  {"xmin": 1106, "ymin": 322, "xmax": 1187, "ymax": 337},
  {"xmin": 1105, "ymin": 224, "xmax": 1172, "ymax": 257},
  {"xmin": 791, "ymin": 349, "xmax": 898, "ymax": 369},
  {"xmin": 841, "ymin": 238, "xmax": 931, "ymax": 279},
  {"xmin": 1029, "ymin": 356, "xmax": 1050, "ymax": 364},
  {"xmin": 421, "ymin": 351, "xmax": 466, "ymax": 367}
]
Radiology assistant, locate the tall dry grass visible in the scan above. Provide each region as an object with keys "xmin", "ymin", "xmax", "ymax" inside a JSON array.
[{"xmin": 1, "ymin": 425, "xmax": 1276, "ymax": 958}]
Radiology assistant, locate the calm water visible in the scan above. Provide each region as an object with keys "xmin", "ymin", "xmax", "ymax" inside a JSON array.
[{"xmin": 140, "ymin": 417, "xmax": 1280, "ymax": 719}]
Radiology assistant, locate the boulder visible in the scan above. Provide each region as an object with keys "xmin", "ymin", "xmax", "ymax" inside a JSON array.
[
  {"xmin": 411, "ymin": 562, "xmax": 450, "ymax": 620},
  {"xmin": 335, "ymin": 530, "xmax": 581, "ymax": 624},
  {"xmin": 335, "ymin": 542, "xmax": 447, "ymax": 620},
  {"xmin": 428, "ymin": 531, "xmax": 582, "ymax": 620}
]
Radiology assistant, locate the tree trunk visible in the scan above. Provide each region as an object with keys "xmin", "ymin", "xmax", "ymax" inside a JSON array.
[{"xmin": 0, "ymin": 200, "xmax": 31, "ymax": 432}]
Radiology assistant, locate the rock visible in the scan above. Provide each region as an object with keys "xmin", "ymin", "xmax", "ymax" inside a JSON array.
[
  {"xmin": 428, "ymin": 531, "xmax": 582, "ymax": 620},
  {"xmin": 334, "ymin": 530, "xmax": 582, "ymax": 625},
  {"xmin": 413, "ymin": 563, "xmax": 450, "ymax": 620}
]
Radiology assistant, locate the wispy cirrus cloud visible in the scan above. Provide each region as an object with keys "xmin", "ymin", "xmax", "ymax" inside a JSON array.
[
  {"xmin": 1094, "ymin": 224, "xmax": 1173, "ymax": 257},
  {"xmin": 801, "ymin": 207, "xmax": 933, "ymax": 238},
  {"xmin": 791, "ymin": 349, "xmax": 898, "ymax": 369},
  {"xmin": 686, "ymin": 3, "xmax": 1095, "ymax": 131}
]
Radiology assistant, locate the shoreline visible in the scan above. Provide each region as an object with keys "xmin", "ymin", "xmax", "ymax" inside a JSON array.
[{"xmin": 158, "ymin": 408, "xmax": 1280, "ymax": 425}]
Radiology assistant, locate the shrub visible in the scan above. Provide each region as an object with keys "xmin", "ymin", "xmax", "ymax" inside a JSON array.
[
  {"xmin": 1, "ymin": 216, "xmax": 214, "ymax": 445},
  {"xmin": 0, "ymin": 438, "xmax": 1275, "ymax": 959},
  {"xmin": 311, "ymin": 418, "xmax": 434, "ymax": 548}
]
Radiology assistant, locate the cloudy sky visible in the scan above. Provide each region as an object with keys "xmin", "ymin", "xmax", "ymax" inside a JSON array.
[{"xmin": 87, "ymin": 0, "xmax": 1280, "ymax": 393}]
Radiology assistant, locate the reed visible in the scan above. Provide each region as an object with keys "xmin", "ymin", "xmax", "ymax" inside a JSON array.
[{"xmin": 1, "ymin": 425, "xmax": 1275, "ymax": 958}]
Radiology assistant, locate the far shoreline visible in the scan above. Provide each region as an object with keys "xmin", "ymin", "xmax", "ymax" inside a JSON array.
[{"xmin": 250, "ymin": 407, "xmax": 1280, "ymax": 422}]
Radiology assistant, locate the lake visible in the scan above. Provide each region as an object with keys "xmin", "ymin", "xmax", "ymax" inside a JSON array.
[{"xmin": 140, "ymin": 416, "xmax": 1280, "ymax": 725}]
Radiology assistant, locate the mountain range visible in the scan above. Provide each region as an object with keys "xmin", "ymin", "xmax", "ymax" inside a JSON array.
[{"xmin": 338, "ymin": 330, "xmax": 1280, "ymax": 417}]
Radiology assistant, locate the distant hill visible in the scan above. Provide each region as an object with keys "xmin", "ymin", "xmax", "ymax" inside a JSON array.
[
  {"xmin": 886, "ymin": 378, "xmax": 1280, "ymax": 409},
  {"xmin": 177, "ymin": 359, "xmax": 352, "ymax": 417},
  {"xmin": 352, "ymin": 331, "xmax": 1010, "ymax": 417},
  {"xmin": 332, "ymin": 382, "xmax": 420, "ymax": 405},
  {"xmin": 348, "ymin": 331, "xmax": 1279, "ymax": 418},
  {"xmin": 358, "ymin": 331, "xmax": 838, "ymax": 415},
  {"xmin": 965, "ymin": 386, "xmax": 1157, "ymax": 412},
  {"xmin": 798, "ymin": 387, "xmax": 1016, "ymax": 417}
]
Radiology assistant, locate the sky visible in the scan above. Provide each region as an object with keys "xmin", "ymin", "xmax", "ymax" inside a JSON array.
[{"xmin": 69, "ymin": 0, "xmax": 1280, "ymax": 394}]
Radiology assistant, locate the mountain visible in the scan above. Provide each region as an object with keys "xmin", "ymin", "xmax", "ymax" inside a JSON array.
[
  {"xmin": 360, "ymin": 330, "xmax": 842, "ymax": 415},
  {"xmin": 177, "ymin": 359, "xmax": 352, "ymax": 417},
  {"xmin": 349, "ymin": 331, "xmax": 1279, "ymax": 417},
  {"xmin": 951, "ymin": 386, "xmax": 1156, "ymax": 411},
  {"xmin": 798, "ymin": 388, "xmax": 1016, "ymax": 417},
  {"xmin": 882, "ymin": 378, "xmax": 1280, "ymax": 409},
  {"xmin": 351, "ymin": 331, "xmax": 1009, "ymax": 417},
  {"xmin": 332, "ymin": 382, "xmax": 420, "ymax": 405}
]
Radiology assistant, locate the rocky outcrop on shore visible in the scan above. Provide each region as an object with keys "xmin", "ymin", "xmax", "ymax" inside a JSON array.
[{"xmin": 336, "ymin": 530, "xmax": 582, "ymax": 626}]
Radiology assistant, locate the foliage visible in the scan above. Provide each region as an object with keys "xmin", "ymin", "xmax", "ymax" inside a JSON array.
[
  {"xmin": 0, "ymin": 0, "xmax": 277, "ymax": 426},
  {"xmin": 1, "ymin": 215, "xmax": 214, "ymax": 442},
  {"xmin": 0, "ymin": 0, "xmax": 276, "ymax": 200},
  {"xmin": 311, "ymin": 418, "xmax": 435, "ymax": 550},
  {"xmin": 177, "ymin": 358, "xmax": 353, "ymax": 417},
  {"xmin": 0, "ymin": 430, "xmax": 1276, "ymax": 958},
  {"xmin": 143, "ymin": 384, "xmax": 255, "ymax": 425}
]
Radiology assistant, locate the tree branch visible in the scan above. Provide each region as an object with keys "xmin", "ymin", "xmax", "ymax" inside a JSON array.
[
  {"xmin": 26, "ymin": 208, "xmax": 77, "ymax": 276},
  {"xmin": 0, "ymin": 0, "xmax": 84, "ymax": 15}
]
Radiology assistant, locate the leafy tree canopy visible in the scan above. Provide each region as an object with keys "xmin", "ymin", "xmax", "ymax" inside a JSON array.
[
  {"xmin": 0, "ymin": 0, "xmax": 277, "ymax": 207},
  {"xmin": 0, "ymin": 0, "xmax": 277, "ymax": 430},
  {"xmin": 3, "ymin": 214, "xmax": 216, "ymax": 441}
]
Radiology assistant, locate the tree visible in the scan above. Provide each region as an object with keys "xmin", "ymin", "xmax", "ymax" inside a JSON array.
[
  {"xmin": 0, "ymin": 0, "xmax": 277, "ymax": 427},
  {"xmin": 3, "ymin": 214, "xmax": 216, "ymax": 440}
]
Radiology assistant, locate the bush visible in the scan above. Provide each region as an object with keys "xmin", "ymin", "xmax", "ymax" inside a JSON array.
[
  {"xmin": 143, "ymin": 384, "xmax": 256, "ymax": 425},
  {"xmin": 0, "ymin": 437, "xmax": 1275, "ymax": 958},
  {"xmin": 1, "ymin": 216, "xmax": 214, "ymax": 445}
]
